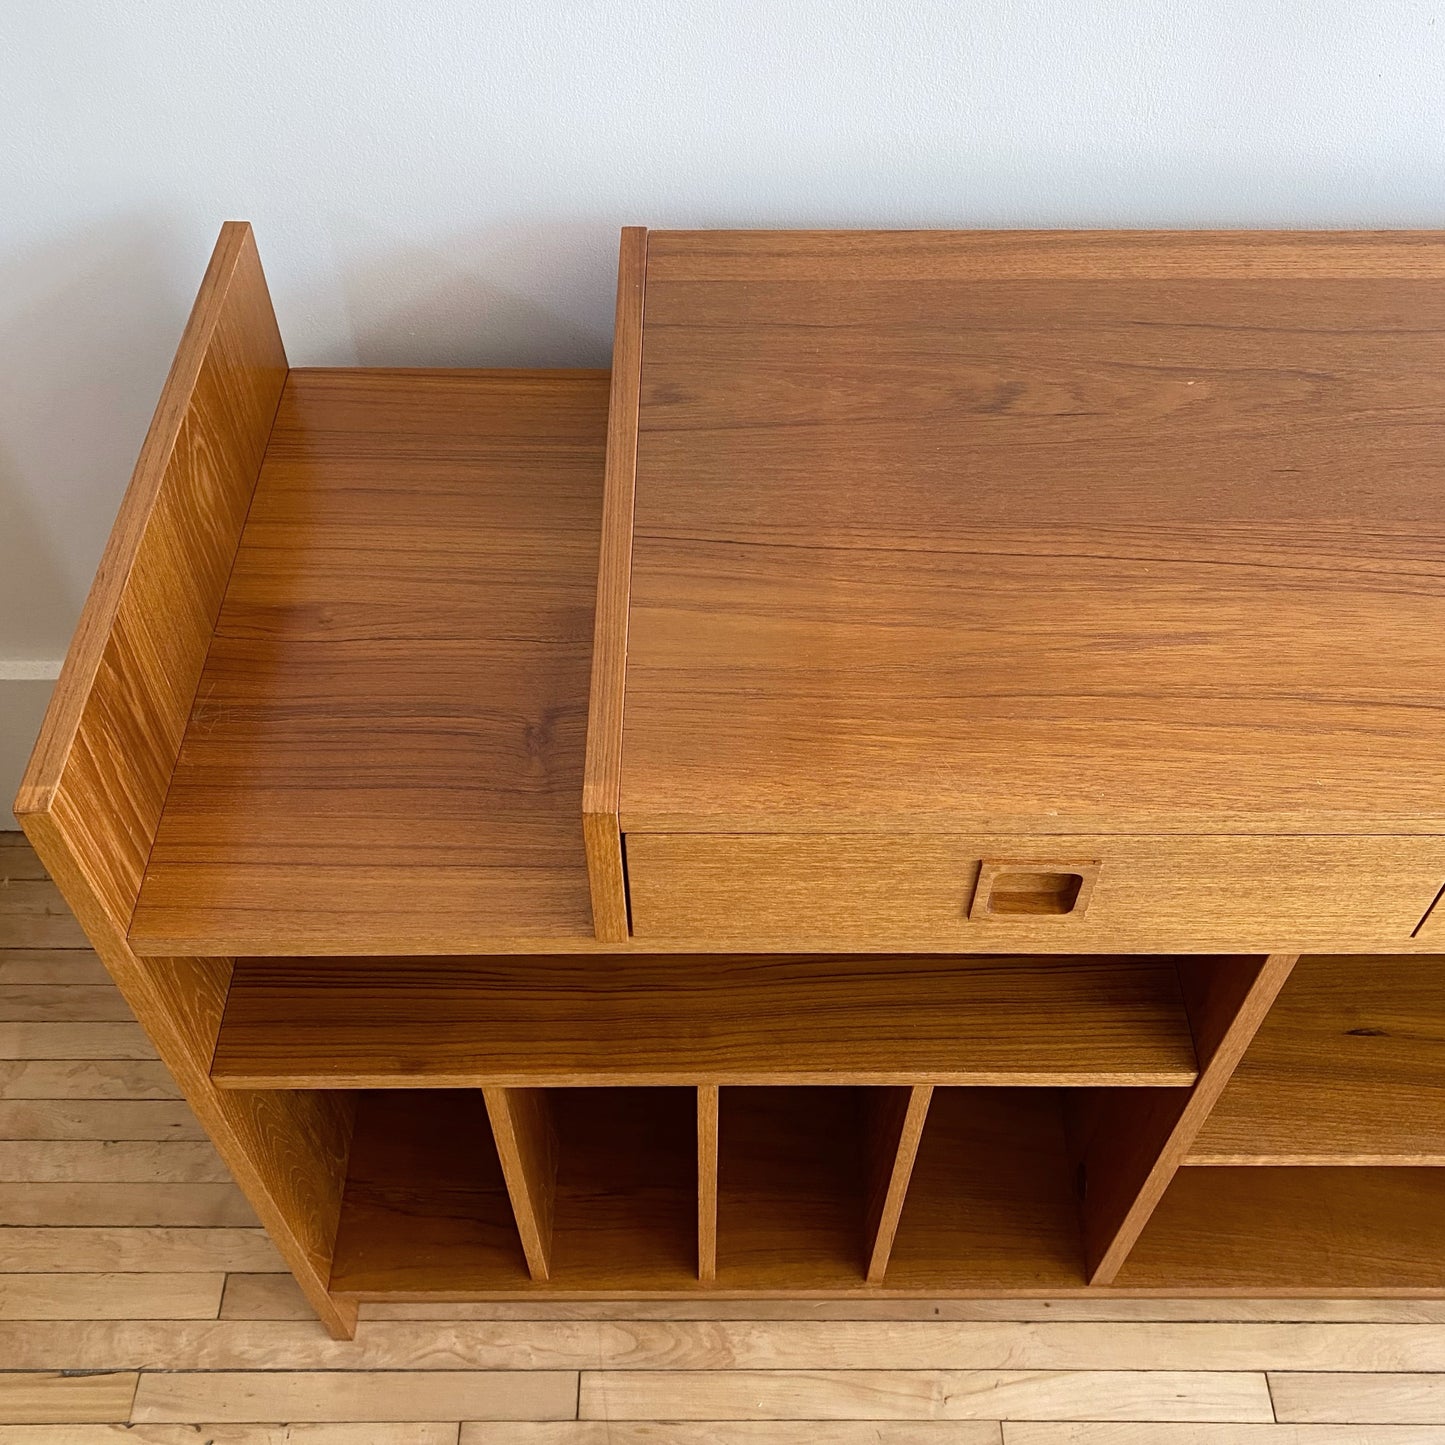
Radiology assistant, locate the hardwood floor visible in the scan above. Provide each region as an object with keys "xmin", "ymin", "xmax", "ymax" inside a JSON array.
[{"xmin": 5, "ymin": 830, "xmax": 1445, "ymax": 1440}]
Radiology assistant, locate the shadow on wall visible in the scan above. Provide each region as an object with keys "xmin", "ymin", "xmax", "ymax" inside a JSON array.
[
  {"xmin": 0, "ymin": 209, "xmax": 629, "ymax": 668},
  {"xmin": 0, "ymin": 214, "xmax": 204, "ymax": 658},
  {"xmin": 333, "ymin": 216, "xmax": 620, "ymax": 370}
]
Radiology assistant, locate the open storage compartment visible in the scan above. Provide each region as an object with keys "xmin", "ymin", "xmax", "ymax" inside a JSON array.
[
  {"xmin": 1189, "ymin": 954, "xmax": 1445, "ymax": 1165},
  {"xmin": 885, "ymin": 1088, "xmax": 1088, "ymax": 1290},
  {"xmin": 1116, "ymin": 1166, "xmax": 1445, "ymax": 1292},
  {"xmin": 331, "ymin": 1087, "xmax": 701, "ymax": 1297},
  {"xmin": 714, "ymin": 1087, "xmax": 870, "ymax": 1288},
  {"xmin": 543, "ymin": 1088, "xmax": 699, "ymax": 1287},
  {"xmin": 330, "ymin": 1090, "xmax": 530, "ymax": 1294}
]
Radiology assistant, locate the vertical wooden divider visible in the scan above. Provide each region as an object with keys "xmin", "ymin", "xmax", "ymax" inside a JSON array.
[
  {"xmin": 863, "ymin": 1084, "xmax": 934, "ymax": 1283},
  {"xmin": 582, "ymin": 226, "xmax": 648, "ymax": 943},
  {"xmin": 483, "ymin": 1087, "xmax": 559, "ymax": 1282},
  {"xmin": 1073, "ymin": 952, "xmax": 1299, "ymax": 1283},
  {"xmin": 697, "ymin": 1085, "xmax": 720, "ymax": 1281}
]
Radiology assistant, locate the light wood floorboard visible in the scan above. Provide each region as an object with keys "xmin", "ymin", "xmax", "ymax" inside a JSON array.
[
  {"xmin": 0, "ymin": 1428, "xmax": 459, "ymax": 1444},
  {"xmin": 1272, "ymin": 1376, "xmax": 1445, "ymax": 1425},
  {"xmin": 4, "ymin": 833, "xmax": 1445, "ymax": 1433}
]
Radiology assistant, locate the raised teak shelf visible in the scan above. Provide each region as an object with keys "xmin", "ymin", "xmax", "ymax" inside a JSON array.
[
  {"xmin": 16, "ymin": 222, "xmax": 1445, "ymax": 1337},
  {"xmin": 584, "ymin": 229, "xmax": 1445, "ymax": 952}
]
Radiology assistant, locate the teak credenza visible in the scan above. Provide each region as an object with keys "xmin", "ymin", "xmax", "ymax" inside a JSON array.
[{"xmin": 17, "ymin": 223, "xmax": 1445, "ymax": 1339}]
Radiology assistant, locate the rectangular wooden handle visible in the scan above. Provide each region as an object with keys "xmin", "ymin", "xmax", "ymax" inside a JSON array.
[{"xmin": 970, "ymin": 859, "xmax": 1101, "ymax": 920}]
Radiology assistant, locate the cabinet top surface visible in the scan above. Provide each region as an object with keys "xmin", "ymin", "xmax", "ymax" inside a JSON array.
[{"xmin": 620, "ymin": 230, "xmax": 1445, "ymax": 835}]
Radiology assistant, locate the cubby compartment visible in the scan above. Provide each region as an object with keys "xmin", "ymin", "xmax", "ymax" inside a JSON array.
[
  {"xmin": 1116, "ymin": 1166, "xmax": 1445, "ymax": 1291},
  {"xmin": 884, "ymin": 1088, "xmax": 1087, "ymax": 1290},
  {"xmin": 1189, "ymin": 955, "xmax": 1445, "ymax": 1165},
  {"xmin": 330, "ymin": 1087, "xmax": 700, "ymax": 1296},
  {"xmin": 543, "ymin": 1087, "xmax": 699, "ymax": 1287},
  {"xmin": 330, "ymin": 1090, "xmax": 530, "ymax": 1294},
  {"xmin": 714, "ymin": 1087, "xmax": 872, "ymax": 1288}
]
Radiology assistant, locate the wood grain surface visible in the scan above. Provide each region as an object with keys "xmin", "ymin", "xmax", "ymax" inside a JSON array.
[
  {"xmin": 622, "ymin": 230, "xmax": 1445, "ymax": 843},
  {"xmin": 128, "ymin": 367, "xmax": 609, "ymax": 957},
  {"xmin": 715, "ymin": 1088, "xmax": 868, "ymax": 1288},
  {"xmin": 624, "ymin": 833, "xmax": 1445, "ymax": 953},
  {"xmin": 12, "ymin": 223, "xmax": 358, "ymax": 1338},
  {"xmin": 863, "ymin": 1085, "xmax": 933, "ymax": 1284},
  {"xmin": 696, "ymin": 1084, "xmax": 719, "ymax": 1282},
  {"xmin": 885, "ymin": 1089, "xmax": 1087, "ymax": 1291},
  {"xmin": 1190, "ymin": 955, "xmax": 1445, "ymax": 1164},
  {"xmin": 329, "ymin": 1090, "xmax": 530, "ymax": 1296},
  {"xmin": 209, "ymin": 954, "xmax": 1199, "ymax": 1088}
]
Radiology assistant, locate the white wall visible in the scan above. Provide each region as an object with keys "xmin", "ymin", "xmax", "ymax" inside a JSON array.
[{"xmin": 4, "ymin": 0, "xmax": 1444, "ymax": 815}]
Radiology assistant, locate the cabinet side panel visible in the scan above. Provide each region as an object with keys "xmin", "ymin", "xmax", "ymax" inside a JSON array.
[
  {"xmin": 22, "ymin": 808, "xmax": 357, "ymax": 1338},
  {"xmin": 583, "ymin": 226, "xmax": 647, "ymax": 941},
  {"xmin": 13, "ymin": 223, "xmax": 358, "ymax": 1339},
  {"xmin": 16, "ymin": 221, "xmax": 285, "ymax": 900}
]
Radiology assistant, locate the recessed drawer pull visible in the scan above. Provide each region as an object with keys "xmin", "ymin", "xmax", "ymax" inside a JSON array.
[{"xmin": 970, "ymin": 859, "xmax": 1102, "ymax": 921}]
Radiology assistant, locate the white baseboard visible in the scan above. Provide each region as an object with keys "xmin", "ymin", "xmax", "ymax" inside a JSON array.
[{"xmin": 1, "ymin": 676, "xmax": 57, "ymax": 827}]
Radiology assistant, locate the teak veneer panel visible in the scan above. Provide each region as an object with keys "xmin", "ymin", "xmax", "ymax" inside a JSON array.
[
  {"xmin": 863, "ymin": 1084, "xmax": 933, "ymax": 1284},
  {"xmin": 621, "ymin": 230, "xmax": 1445, "ymax": 840},
  {"xmin": 208, "ymin": 954, "xmax": 1199, "ymax": 1088},
  {"xmin": 714, "ymin": 1087, "xmax": 869, "ymax": 1288},
  {"xmin": 128, "ymin": 367, "xmax": 610, "ymax": 957},
  {"xmin": 1190, "ymin": 955, "xmax": 1445, "ymax": 1165},
  {"xmin": 329, "ymin": 1090, "xmax": 529, "ymax": 1296},
  {"xmin": 482, "ymin": 1086, "xmax": 558, "ymax": 1280},
  {"xmin": 13, "ymin": 223, "xmax": 358, "ymax": 1338}
]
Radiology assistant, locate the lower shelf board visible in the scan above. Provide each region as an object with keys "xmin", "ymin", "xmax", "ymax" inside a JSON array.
[
  {"xmin": 212, "ymin": 953, "xmax": 1200, "ymax": 1089},
  {"xmin": 1115, "ymin": 1165, "xmax": 1445, "ymax": 1292}
]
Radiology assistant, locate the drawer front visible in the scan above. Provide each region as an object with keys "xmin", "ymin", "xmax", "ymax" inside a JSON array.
[{"xmin": 625, "ymin": 833, "xmax": 1445, "ymax": 952}]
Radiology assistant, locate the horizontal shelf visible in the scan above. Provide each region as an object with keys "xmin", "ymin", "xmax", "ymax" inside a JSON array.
[
  {"xmin": 1116, "ymin": 1166, "xmax": 1445, "ymax": 1292},
  {"xmin": 210, "ymin": 954, "xmax": 1200, "ymax": 1088},
  {"xmin": 1189, "ymin": 955, "xmax": 1445, "ymax": 1165},
  {"xmin": 126, "ymin": 368, "xmax": 611, "ymax": 959}
]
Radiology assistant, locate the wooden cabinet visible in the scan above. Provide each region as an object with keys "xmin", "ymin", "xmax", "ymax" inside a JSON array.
[{"xmin": 16, "ymin": 223, "xmax": 1445, "ymax": 1338}]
